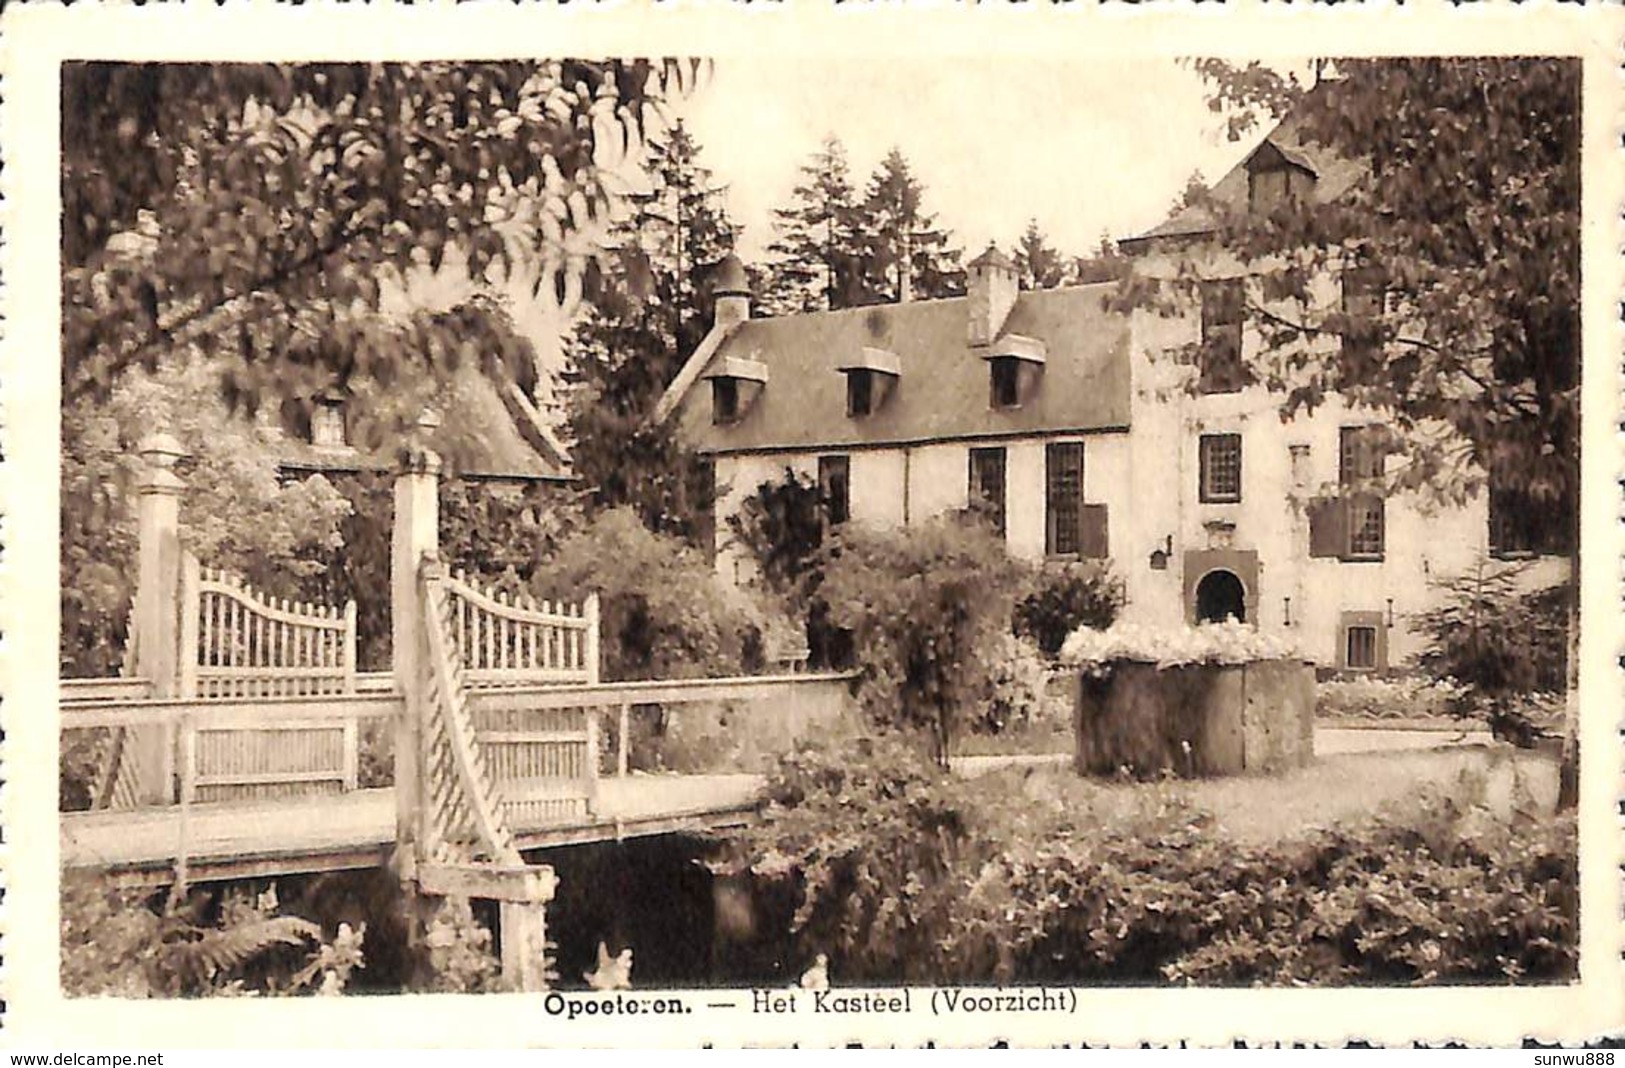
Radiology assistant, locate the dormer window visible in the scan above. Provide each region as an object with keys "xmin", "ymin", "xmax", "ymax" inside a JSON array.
[
  {"xmin": 1245, "ymin": 142, "xmax": 1317, "ymax": 215},
  {"xmin": 848, "ymin": 371, "xmax": 875, "ymax": 417},
  {"xmin": 704, "ymin": 356, "xmax": 769, "ymax": 426},
  {"xmin": 982, "ymin": 334, "xmax": 1046, "ymax": 411},
  {"xmin": 311, "ymin": 395, "xmax": 347, "ymax": 448},
  {"xmin": 837, "ymin": 347, "xmax": 900, "ymax": 419},
  {"xmin": 712, "ymin": 377, "xmax": 740, "ymax": 424},
  {"xmin": 990, "ymin": 359, "xmax": 1019, "ymax": 408}
]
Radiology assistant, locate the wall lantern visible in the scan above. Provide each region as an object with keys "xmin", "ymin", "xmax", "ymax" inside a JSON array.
[
  {"xmin": 1386, "ymin": 597, "xmax": 1395, "ymax": 628},
  {"xmin": 1284, "ymin": 596, "xmax": 1293, "ymax": 627},
  {"xmin": 1149, "ymin": 534, "xmax": 1173, "ymax": 571}
]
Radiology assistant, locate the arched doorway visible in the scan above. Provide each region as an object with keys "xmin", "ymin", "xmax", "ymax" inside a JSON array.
[{"xmin": 1195, "ymin": 569, "xmax": 1247, "ymax": 624}]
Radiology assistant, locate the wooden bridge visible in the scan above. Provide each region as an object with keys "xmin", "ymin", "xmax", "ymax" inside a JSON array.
[
  {"xmin": 62, "ymin": 428, "xmax": 846, "ymax": 988},
  {"xmin": 61, "ymin": 673, "xmax": 845, "ymax": 889}
]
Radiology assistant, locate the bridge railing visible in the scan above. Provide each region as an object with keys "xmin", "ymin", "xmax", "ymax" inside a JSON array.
[
  {"xmin": 440, "ymin": 568, "xmax": 599, "ymax": 688},
  {"xmin": 60, "ymin": 693, "xmax": 400, "ymax": 806},
  {"xmin": 465, "ymin": 672, "xmax": 857, "ymax": 784},
  {"xmin": 182, "ymin": 554, "xmax": 357, "ymax": 699}
]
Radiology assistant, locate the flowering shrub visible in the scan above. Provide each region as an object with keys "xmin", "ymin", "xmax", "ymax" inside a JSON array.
[
  {"xmin": 1316, "ymin": 675, "xmax": 1468, "ymax": 721},
  {"xmin": 1060, "ymin": 619, "xmax": 1302, "ymax": 676}
]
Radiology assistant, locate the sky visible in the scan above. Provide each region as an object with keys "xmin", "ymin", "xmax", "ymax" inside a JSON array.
[{"xmin": 671, "ymin": 56, "xmax": 1262, "ymax": 262}]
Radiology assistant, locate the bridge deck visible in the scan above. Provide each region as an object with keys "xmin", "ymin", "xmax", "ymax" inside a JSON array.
[{"xmin": 62, "ymin": 774, "xmax": 764, "ymax": 887}]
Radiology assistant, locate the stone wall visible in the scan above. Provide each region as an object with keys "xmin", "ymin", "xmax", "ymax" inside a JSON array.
[
  {"xmin": 638, "ymin": 674, "xmax": 859, "ymax": 774},
  {"xmin": 1073, "ymin": 659, "xmax": 1313, "ymax": 778}
]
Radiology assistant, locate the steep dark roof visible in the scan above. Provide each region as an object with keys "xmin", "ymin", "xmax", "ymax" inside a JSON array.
[
  {"xmin": 278, "ymin": 362, "xmax": 572, "ymax": 482},
  {"xmin": 1124, "ymin": 81, "xmax": 1366, "ymax": 249},
  {"xmin": 674, "ymin": 283, "xmax": 1132, "ymax": 454}
]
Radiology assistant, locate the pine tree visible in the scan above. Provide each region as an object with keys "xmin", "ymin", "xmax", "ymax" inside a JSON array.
[
  {"xmin": 1012, "ymin": 218, "xmax": 1066, "ymax": 291},
  {"xmin": 1069, "ymin": 231, "xmax": 1129, "ymax": 286},
  {"xmin": 558, "ymin": 120, "xmax": 736, "ymax": 543},
  {"xmin": 858, "ymin": 148, "xmax": 966, "ymax": 303},
  {"xmin": 761, "ymin": 137, "xmax": 868, "ymax": 314}
]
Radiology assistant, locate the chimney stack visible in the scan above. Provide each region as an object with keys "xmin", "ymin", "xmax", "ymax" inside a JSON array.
[
  {"xmin": 966, "ymin": 244, "xmax": 1018, "ymax": 347},
  {"xmin": 713, "ymin": 252, "xmax": 751, "ymax": 330}
]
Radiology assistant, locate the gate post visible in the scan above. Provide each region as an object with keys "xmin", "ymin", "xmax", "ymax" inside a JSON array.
[
  {"xmin": 131, "ymin": 433, "xmax": 187, "ymax": 804},
  {"xmin": 392, "ymin": 410, "xmax": 442, "ymax": 877}
]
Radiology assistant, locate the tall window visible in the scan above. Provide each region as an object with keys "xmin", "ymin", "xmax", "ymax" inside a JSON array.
[
  {"xmin": 1199, "ymin": 434, "xmax": 1243, "ymax": 503},
  {"xmin": 1045, "ymin": 442, "xmax": 1085, "ymax": 556},
  {"xmin": 818, "ymin": 455, "xmax": 850, "ymax": 527},
  {"xmin": 847, "ymin": 370, "xmax": 875, "ymax": 417},
  {"xmin": 969, "ymin": 446, "xmax": 1007, "ymax": 538},
  {"xmin": 1339, "ymin": 426, "xmax": 1385, "ymax": 559},
  {"xmin": 1198, "ymin": 279, "xmax": 1245, "ymax": 394}
]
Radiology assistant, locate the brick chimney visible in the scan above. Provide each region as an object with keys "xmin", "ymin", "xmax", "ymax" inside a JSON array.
[
  {"xmin": 966, "ymin": 243, "xmax": 1018, "ymax": 347},
  {"xmin": 713, "ymin": 252, "xmax": 751, "ymax": 330}
]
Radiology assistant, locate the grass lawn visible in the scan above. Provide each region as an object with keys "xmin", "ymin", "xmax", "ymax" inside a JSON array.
[{"xmin": 970, "ymin": 743, "xmax": 1559, "ymax": 847}]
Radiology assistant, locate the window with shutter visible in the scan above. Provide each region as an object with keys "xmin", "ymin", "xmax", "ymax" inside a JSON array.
[
  {"xmin": 1308, "ymin": 496, "xmax": 1346, "ymax": 559},
  {"xmin": 1339, "ymin": 426, "xmax": 1385, "ymax": 560},
  {"xmin": 1045, "ymin": 442, "xmax": 1085, "ymax": 556},
  {"xmin": 969, "ymin": 447, "xmax": 1007, "ymax": 538},
  {"xmin": 1079, "ymin": 503, "xmax": 1109, "ymax": 559}
]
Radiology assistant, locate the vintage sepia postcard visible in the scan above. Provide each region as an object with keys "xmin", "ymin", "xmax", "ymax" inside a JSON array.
[{"xmin": 1, "ymin": 0, "xmax": 1621, "ymax": 1049}]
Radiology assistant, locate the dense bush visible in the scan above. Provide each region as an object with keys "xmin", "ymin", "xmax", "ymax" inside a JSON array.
[
  {"xmin": 978, "ymin": 633, "xmax": 1062, "ymax": 737},
  {"xmin": 818, "ymin": 517, "xmax": 1029, "ymax": 763},
  {"xmin": 725, "ymin": 469, "xmax": 828, "ymax": 601},
  {"xmin": 529, "ymin": 507, "xmax": 761, "ymax": 681},
  {"xmin": 724, "ymin": 469, "xmax": 851, "ymax": 669},
  {"xmin": 722, "ymin": 738, "xmax": 1577, "ymax": 986},
  {"xmin": 1013, "ymin": 562, "xmax": 1124, "ymax": 656}
]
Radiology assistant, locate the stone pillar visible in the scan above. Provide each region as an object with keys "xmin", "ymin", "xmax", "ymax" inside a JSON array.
[
  {"xmin": 392, "ymin": 411, "xmax": 442, "ymax": 876},
  {"xmin": 131, "ymin": 433, "xmax": 187, "ymax": 804},
  {"xmin": 499, "ymin": 866, "xmax": 560, "ymax": 992}
]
